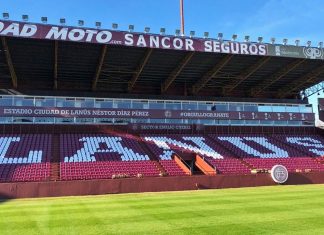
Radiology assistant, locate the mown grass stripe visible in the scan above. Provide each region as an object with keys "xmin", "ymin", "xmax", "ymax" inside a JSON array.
[{"xmin": 1, "ymin": 185, "xmax": 324, "ymax": 235}]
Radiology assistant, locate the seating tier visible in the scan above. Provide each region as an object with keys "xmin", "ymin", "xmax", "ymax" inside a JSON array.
[
  {"xmin": 244, "ymin": 157, "xmax": 324, "ymax": 172},
  {"xmin": 159, "ymin": 160, "xmax": 188, "ymax": 176},
  {"xmin": 210, "ymin": 134, "xmax": 308, "ymax": 158},
  {"xmin": 0, "ymin": 134, "xmax": 51, "ymax": 182},
  {"xmin": 205, "ymin": 158, "xmax": 251, "ymax": 175},
  {"xmin": 142, "ymin": 135, "xmax": 234, "ymax": 160},
  {"xmin": 272, "ymin": 135, "xmax": 324, "ymax": 157},
  {"xmin": 60, "ymin": 161, "xmax": 160, "ymax": 180},
  {"xmin": 0, "ymin": 133, "xmax": 323, "ymax": 182}
]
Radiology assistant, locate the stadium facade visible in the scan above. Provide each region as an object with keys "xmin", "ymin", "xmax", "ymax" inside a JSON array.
[{"xmin": 0, "ymin": 19, "xmax": 323, "ymax": 198}]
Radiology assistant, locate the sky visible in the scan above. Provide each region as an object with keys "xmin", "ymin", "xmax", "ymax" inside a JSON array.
[{"xmin": 1, "ymin": 0, "xmax": 323, "ymax": 118}]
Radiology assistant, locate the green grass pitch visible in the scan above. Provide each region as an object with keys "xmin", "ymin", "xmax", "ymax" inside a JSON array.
[{"xmin": 1, "ymin": 184, "xmax": 324, "ymax": 235}]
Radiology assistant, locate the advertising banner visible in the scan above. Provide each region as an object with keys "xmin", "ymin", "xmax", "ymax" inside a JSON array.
[
  {"xmin": 1, "ymin": 20, "xmax": 323, "ymax": 60},
  {"xmin": 0, "ymin": 106, "xmax": 315, "ymax": 121}
]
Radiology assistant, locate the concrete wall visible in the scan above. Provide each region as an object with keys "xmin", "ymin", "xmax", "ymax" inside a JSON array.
[{"xmin": 0, "ymin": 172, "xmax": 323, "ymax": 199}]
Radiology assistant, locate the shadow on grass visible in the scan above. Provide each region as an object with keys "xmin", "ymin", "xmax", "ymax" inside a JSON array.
[
  {"xmin": 0, "ymin": 193, "xmax": 12, "ymax": 204},
  {"xmin": 195, "ymin": 183, "xmax": 210, "ymax": 190}
]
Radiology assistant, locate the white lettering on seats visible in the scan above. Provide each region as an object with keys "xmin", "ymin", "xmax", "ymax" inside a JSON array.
[
  {"xmin": 144, "ymin": 136, "xmax": 223, "ymax": 160},
  {"xmin": 218, "ymin": 137, "xmax": 289, "ymax": 158},
  {"xmin": 64, "ymin": 137, "xmax": 149, "ymax": 162},
  {"xmin": 0, "ymin": 137, "xmax": 42, "ymax": 164},
  {"xmin": 286, "ymin": 137, "xmax": 324, "ymax": 156}
]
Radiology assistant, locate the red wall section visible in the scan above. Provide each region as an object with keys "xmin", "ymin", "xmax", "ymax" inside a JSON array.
[{"xmin": 1, "ymin": 173, "xmax": 324, "ymax": 199}]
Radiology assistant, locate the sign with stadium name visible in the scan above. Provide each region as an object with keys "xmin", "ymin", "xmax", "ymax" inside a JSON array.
[
  {"xmin": 0, "ymin": 106, "xmax": 315, "ymax": 121},
  {"xmin": 0, "ymin": 20, "xmax": 322, "ymax": 59},
  {"xmin": 129, "ymin": 123, "xmax": 197, "ymax": 131}
]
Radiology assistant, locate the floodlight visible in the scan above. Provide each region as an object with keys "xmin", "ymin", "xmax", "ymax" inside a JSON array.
[
  {"xmin": 95, "ymin": 22, "xmax": 101, "ymax": 28},
  {"xmin": 232, "ymin": 34, "xmax": 237, "ymax": 41},
  {"xmin": 295, "ymin": 39, "xmax": 300, "ymax": 46},
  {"xmin": 283, "ymin": 38, "xmax": 288, "ymax": 45},
  {"xmin": 144, "ymin": 27, "xmax": 150, "ymax": 33},
  {"xmin": 244, "ymin": 35, "xmax": 250, "ymax": 42},
  {"xmin": 307, "ymin": 41, "xmax": 311, "ymax": 47},
  {"xmin": 112, "ymin": 23, "xmax": 118, "ymax": 29},
  {"xmin": 22, "ymin": 15, "xmax": 28, "ymax": 22},
  {"xmin": 60, "ymin": 18, "xmax": 66, "ymax": 25},
  {"xmin": 217, "ymin": 32, "xmax": 223, "ymax": 40},
  {"xmin": 258, "ymin": 36, "xmax": 263, "ymax": 43},
  {"xmin": 190, "ymin": 31, "xmax": 195, "ymax": 37},
  {"xmin": 78, "ymin": 20, "xmax": 84, "ymax": 27},
  {"xmin": 270, "ymin": 37, "xmax": 276, "ymax": 44},
  {"xmin": 204, "ymin": 32, "xmax": 209, "ymax": 38},
  {"xmin": 319, "ymin": 42, "xmax": 323, "ymax": 48},
  {"xmin": 128, "ymin": 25, "xmax": 134, "ymax": 32},
  {"xmin": 175, "ymin": 29, "xmax": 181, "ymax": 36},
  {"xmin": 2, "ymin": 13, "xmax": 9, "ymax": 19},
  {"xmin": 160, "ymin": 28, "xmax": 166, "ymax": 35},
  {"xmin": 41, "ymin": 17, "xmax": 48, "ymax": 24}
]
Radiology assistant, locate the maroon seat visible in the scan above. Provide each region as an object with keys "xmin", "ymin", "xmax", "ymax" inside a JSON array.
[
  {"xmin": 159, "ymin": 160, "xmax": 188, "ymax": 176},
  {"xmin": 60, "ymin": 161, "xmax": 160, "ymax": 180}
]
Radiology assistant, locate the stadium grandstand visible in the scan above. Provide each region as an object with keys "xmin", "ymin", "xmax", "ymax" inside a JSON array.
[{"xmin": 0, "ymin": 14, "xmax": 323, "ymax": 198}]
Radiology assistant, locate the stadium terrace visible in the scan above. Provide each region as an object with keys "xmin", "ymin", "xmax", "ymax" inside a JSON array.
[{"xmin": 0, "ymin": 16, "xmax": 323, "ymax": 200}]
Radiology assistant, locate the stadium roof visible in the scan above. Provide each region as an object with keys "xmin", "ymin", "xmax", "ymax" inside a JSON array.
[{"xmin": 0, "ymin": 20, "xmax": 323, "ymax": 99}]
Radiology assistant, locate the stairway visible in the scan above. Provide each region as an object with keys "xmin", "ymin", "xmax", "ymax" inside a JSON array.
[
  {"xmin": 50, "ymin": 163, "xmax": 60, "ymax": 181},
  {"xmin": 195, "ymin": 155, "xmax": 217, "ymax": 176},
  {"xmin": 135, "ymin": 134, "xmax": 168, "ymax": 175},
  {"xmin": 173, "ymin": 154, "xmax": 192, "ymax": 175},
  {"xmin": 153, "ymin": 160, "xmax": 168, "ymax": 175},
  {"xmin": 50, "ymin": 134, "xmax": 60, "ymax": 181}
]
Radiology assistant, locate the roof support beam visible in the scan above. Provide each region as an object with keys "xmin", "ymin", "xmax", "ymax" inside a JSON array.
[
  {"xmin": 53, "ymin": 41, "xmax": 58, "ymax": 90},
  {"xmin": 250, "ymin": 59, "xmax": 305, "ymax": 97},
  {"xmin": 192, "ymin": 54, "xmax": 233, "ymax": 95},
  {"xmin": 92, "ymin": 45, "xmax": 107, "ymax": 91},
  {"xmin": 1, "ymin": 37, "xmax": 17, "ymax": 89},
  {"xmin": 161, "ymin": 51, "xmax": 194, "ymax": 93},
  {"xmin": 224, "ymin": 57, "xmax": 271, "ymax": 93},
  {"xmin": 277, "ymin": 64, "xmax": 324, "ymax": 98},
  {"xmin": 128, "ymin": 48, "xmax": 153, "ymax": 91}
]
